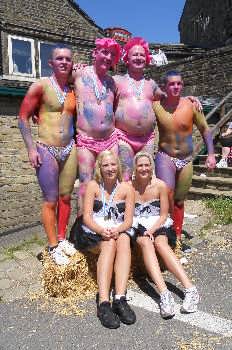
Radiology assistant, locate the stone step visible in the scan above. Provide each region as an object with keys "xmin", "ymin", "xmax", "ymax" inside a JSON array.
[
  {"xmin": 192, "ymin": 174, "xmax": 232, "ymax": 191},
  {"xmin": 193, "ymin": 164, "xmax": 232, "ymax": 178},
  {"xmin": 188, "ymin": 186, "xmax": 232, "ymax": 199}
]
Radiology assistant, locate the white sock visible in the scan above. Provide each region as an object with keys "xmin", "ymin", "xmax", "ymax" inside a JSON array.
[{"xmin": 114, "ymin": 294, "xmax": 125, "ymax": 300}]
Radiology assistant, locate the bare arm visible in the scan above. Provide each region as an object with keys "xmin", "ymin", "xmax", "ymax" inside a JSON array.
[
  {"xmin": 83, "ymin": 181, "xmax": 111, "ymax": 240},
  {"xmin": 193, "ymin": 109, "xmax": 216, "ymax": 169},
  {"xmin": 18, "ymin": 82, "xmax": 43, "ymax": 168}
]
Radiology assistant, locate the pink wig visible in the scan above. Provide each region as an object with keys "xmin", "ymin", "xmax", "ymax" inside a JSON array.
[
  {"xmin": 123, "ymin": 37, "xmax": 151, "ymax": 65},
  {"xmin": 94, "ymin": 38, "xmax": 121, "ymax": 65}
]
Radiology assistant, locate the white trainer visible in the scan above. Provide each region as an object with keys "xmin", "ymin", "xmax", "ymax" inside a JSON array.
[
  {"xmin": 49, "ymin": 246, "xmax": 69, "ymax": 266},
  {"xmin": 160, "ymin": 290, "xmax": 175, "ymax": 318},
  {"xmin": 216, "ymin": 158, "xmax": 228, "ymax": 168},
  {"xmin": 58, "ymin": 240, "xmax": 77, "ymax": 257},
  {"xmin": 181, "ymin": 286, "xmax": 199, "ymax": 313}
]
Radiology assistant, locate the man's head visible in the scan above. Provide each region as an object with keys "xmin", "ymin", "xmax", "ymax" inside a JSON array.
[
  {"xmin": 93, "ymin": 38, "xmax": 121, "ymax": 71},
  {"xmin": 48, "ymin": 47, "xmax": 73, "ymax": 77},
  {"xmin": 161, "ymin": 70, "xmax": 183, "ymax": 98},
  {"xmin": 123, "ymin": 37, "xmax": 151, "ymax": 68}
]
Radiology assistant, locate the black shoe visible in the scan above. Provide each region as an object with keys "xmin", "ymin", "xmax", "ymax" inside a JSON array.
[
  {"xmin": 97, "ymin": 301, "xmax": 120, "ymax": 329},
  {"xmin": 112, "ymin": 296, "xmax": 136, "ymax": 325}
]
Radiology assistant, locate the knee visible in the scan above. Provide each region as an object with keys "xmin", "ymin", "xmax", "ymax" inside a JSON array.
[
  {"xmin": 116, "ymin": 234, "xmax": 130, "ymax": 252},
  {"xmin": 174, "ymin": 200, "xmax": 184, "ymax": 208},
  {"xmin": 154, "ymin": 235, "xmax": 167, "ymax": 250},
  {"xmin": 137, "ymin": 237, "xmax": 152, "ymax": 250},
  {"xmin": 43, "ymin": 201, "xmax": 57, "ymax": 210},
  {"xmin": 59, "ymin": 195, "xmax": 71, "ymax": 204}
]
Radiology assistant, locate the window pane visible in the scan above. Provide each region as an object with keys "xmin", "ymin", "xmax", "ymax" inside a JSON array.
[
  {"xmin": 12, "ymin": 39, "xmax": 32, "ymax": 74},
  {"xmin": 40, "ymin": 43, "xmax": 57, "ymax": 77}
]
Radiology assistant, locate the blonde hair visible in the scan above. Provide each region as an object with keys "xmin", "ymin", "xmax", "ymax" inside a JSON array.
[
  {"xmin": 133, "ymin": 151, "xmax": 155, "ymax": 178},
  {"xmin": 94, "ymin": 150, "xmax": 122, "ymax": 184}
]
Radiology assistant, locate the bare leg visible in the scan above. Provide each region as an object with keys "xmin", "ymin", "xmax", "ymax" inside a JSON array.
[
  {"xmin": 154, "ymin": 235, "xmax": 193, "ymax": 288},
  {"xmin": 42, "ymin": 201, "xmax": 58, "ymax": 247},
  {"xmin": 137, "ymin": 236, "xmax": 167, "ymax": 293},
  {"xmin": 97, "ymin": 239, "xmax": 116, "ymax": 303},
  {"xmin": 118, "ymin": 141, "xmax": 135, "ymax": 181},
  {"xmin": 114, "ymin": 234, "xmax": 131, "ymax": 295},
  {"xmin": 77, "ymin": 148, "xmax": 96, "ymax": 216}
]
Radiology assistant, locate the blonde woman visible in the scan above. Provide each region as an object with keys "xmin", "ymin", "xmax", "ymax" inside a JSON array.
[
  {"xmin": 71, "ymin": 150, "xmax": 136, "ymax": 329},
  {"xmin": 131, "ymin": 152, "xmax": 199, "ymax": 318}
]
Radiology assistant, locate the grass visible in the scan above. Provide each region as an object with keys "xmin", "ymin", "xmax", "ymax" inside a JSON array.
[
  {"xmin": 3, "ymin": 234, "xmax": 46, "ymax": 260},
  {"xmin": 204, "ymin": 197, "xmax": 232, "ymax": 225}
]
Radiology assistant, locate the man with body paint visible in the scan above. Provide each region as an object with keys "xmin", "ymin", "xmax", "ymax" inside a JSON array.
[
  {"xmin": 114, "ymin": 37, "xmax": 165, "ymax": 181},
  {"xmin": 153, "ymin": 71, "xmax": 216, "ymax": 248},
  {"xmin": 18, "ymin": 47, "xmax": 77, "ymax": 265},
  {"xmin": 72, "ymin": 38, "xmax": 121, "ymax": 216}
]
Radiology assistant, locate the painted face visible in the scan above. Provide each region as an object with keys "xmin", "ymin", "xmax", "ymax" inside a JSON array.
[
  {"xmin": 100, "ymin": 155, "xmax": 118, "ymax": 181},
  {"xmin": 49, "ymin": 48, "xmax": 73, "ymax": 76},
  {"xmin": 135, "ymin": 156, "xmax": 152, "ymax": 179},
  {"xmin": 165, "ymin": 76, "xmax": 183, "ymax": 98},
  {"xmin": 94, "ymin": 47, "xmax": 117, "ymax": 71},
  {"xmin": 127, "ymin": 45, "xmax": 146, "ymax": 70}
]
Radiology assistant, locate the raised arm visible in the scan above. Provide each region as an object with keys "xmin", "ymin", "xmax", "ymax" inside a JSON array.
[
  {"xmin": 18, "ymin": 82, "xmax": 43, "ymax": 168},
  {"xmin": 193, "ymin": 109, "xmax": 216, "ymax": 169}
]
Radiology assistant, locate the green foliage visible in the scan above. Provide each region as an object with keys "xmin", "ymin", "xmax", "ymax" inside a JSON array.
[
  {"xmin": 3, "ymin": 234, "xmax": 46, "ymax": 260},
  {"xmin": 205, "ymin": 198, "xmax": 232, "ymax": 225}
]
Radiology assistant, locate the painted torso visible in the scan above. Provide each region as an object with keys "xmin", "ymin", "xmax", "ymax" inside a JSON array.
[
  {"xmin": 114, "ymin": 74, "xmax": 157, "ymax": 136},
  {"xmin": 153, "ymin": 98, "xmax": 199, "ymax": 159},
  {"xmin": 74, "ymin": 66, "xmax": 116, "ymax": 139},
  {"xmin": 37, "ymin": 78, "xmax": 76, "ymax": 147}
]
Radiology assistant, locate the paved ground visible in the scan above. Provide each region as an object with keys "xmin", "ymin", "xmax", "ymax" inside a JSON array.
[{"xmin": 0, "ymin": 200, "xmax": 231, "ymax": 350}]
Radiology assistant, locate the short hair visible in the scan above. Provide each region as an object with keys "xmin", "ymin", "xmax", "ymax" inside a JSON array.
[
  {"xmin": 50, "ymin": 45, "xmax": 72, "ymax": 60},
  {"xmin": 161, "ymin": 70, "xmax": 182, "ymax": 86},
  {"xmin": 94, "ymin": 38, "xmax": 121, "ymax": 65},
  {"xmin": 123, "ymin": 37, "xmax": 151, "ymax": 65},
  {"xmin": 133, "ymin": 151, "xmax": 155, "ymax": 173},
  {"xmin": 94, "ymin": 150, "xmax": 122, "ymax": 184}
]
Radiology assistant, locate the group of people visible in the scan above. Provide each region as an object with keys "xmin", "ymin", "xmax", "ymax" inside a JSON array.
[{"xmin": 18, "ymin": 36, "xmax": 216, "ymax": 328}]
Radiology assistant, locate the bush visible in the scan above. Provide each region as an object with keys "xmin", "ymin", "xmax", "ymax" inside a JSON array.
[{"xmin": 205, "ymin": 198, "xmax": 232, "ymax": 225}]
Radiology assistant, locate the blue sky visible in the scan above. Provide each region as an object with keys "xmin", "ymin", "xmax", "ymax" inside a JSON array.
[{"xmin": 76, "ymin": 1, "xmax": 186, "ymax": 44}]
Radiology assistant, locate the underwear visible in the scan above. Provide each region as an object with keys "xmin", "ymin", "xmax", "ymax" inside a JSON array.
[
  {"xmin": 158, "ymin": 151, "xmax": 192, "ymax": 170},
  {"xmin": 37, "ymin": 139, "xmax": 75, "ymax": 162},
  {"xmin": 117, "ymin": 129, "xmax": 154, "ymax": 153},
  {"xmin": 76, "ymin": 129, "xmax": 118, "ymax": 154}
]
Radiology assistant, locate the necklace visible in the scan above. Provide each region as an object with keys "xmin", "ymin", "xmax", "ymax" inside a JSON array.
[
  {"xmin": 91, "ymin": 66, "xmax": 107, "ymax": 105},
  {"xmin": 49, "ymin": 76, "xmax": 68, "ymax": 105},
  {"xmin": 100, "ymin": 181, "xmax": 118, "ymax": 221},
  {"xmin": 126, "ymin": 73, "xmax": 145, "ymax": 100}
]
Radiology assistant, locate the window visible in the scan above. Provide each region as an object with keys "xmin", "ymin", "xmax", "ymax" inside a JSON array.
[
  {"xmin": 39, "ymin": 42, "xmax": 57, "ymax": 77},
  {"xmin": 8, "ymin": 35, "xmax": 35, "ymax": 77}
]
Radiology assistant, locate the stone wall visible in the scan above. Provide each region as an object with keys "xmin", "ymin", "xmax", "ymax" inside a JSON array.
[
  {"xmin": 0, "ymin": 95, "xmax": 42, "ymax": 234},
  {"xmin": 179, "ymin": 0, "xmax": 232, "ymax": 48},
  {"xmin": 149, "ymin": 45, "xmax": 232, "ymax": 98}
]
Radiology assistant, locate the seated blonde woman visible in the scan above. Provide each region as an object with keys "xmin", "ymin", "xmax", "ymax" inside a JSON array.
[
  {"xmin": 131, "ymin": 151, "xmax": 199, "ymax": 318},
  {"xmin": 71, "ymin": 150, "xmax": 136, "ymax": 329}
]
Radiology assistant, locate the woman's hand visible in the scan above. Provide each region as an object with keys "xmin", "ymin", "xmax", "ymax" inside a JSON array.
[
  {"xmin": 144, "ymin": 230, "xmax": 154, "ymax": 242},
  {"xmin": 109, "ymin": 227, "xmax": 120, "ymax": 240},
  {"xmin": 100, "ymin": 228, "xmax": 112, "ymax": 240}
]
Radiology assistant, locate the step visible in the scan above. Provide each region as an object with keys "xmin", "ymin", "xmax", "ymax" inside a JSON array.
[
  {"xmin": 195, "ymin": 154, "xmax": 221, "ymax": 165},
  {"xmin": 188, "ymin": 187, "xmax": 232, "ymax": 199},
  {"xmin": 193, "ymin": 165, "xmax": 232, "ymax": 178},
  {"xmin": 192, "ymin": 174, "xmax": 232, "ymax": 191}
]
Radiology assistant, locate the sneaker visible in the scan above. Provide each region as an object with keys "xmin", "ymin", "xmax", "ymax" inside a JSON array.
[
  {"xmin": 112, "ymin": 296, "xmax": 136, "ymax": 325},
  {"xmin": 181, "ymin": 286, "xmax": 199, "ymax": 313},
  {"xmin": 97, "ymin": 301, "xmax": 120, "ymax": 329},
  {"xmin": 216, "ymin": 158, "xmax": 228, "ymax": 168},
  {"xmin": 58, "ymin": 240, "xmax": 77, "ymax": 257},
  {"xmin": 160, "ymin": 290, "xmax": 175, "ymax": 319},
  {"xmin": 49, "ymin": 246, "xmax": 69, "ymax": 266}
]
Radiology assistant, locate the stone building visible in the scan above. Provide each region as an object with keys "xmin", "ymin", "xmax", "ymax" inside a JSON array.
[
  {"xmin": 179, "ymin": 0, "xmax": 232, "ymax": 48},
  {"xmin": 0, "ymin": 0, "xmax": 104, "ymax": 234}
]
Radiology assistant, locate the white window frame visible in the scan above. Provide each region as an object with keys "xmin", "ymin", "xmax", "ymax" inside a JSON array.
[{"xmin": 8, "ymin": 35, "xmax": 36, "ymax": 78}]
